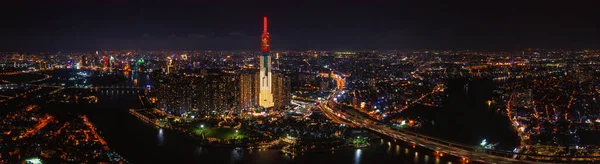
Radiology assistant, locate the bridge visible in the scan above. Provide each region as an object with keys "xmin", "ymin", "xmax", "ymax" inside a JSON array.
[{"xmin": 320, "ymin": 71, "xmax": 600, "ymax": 163}]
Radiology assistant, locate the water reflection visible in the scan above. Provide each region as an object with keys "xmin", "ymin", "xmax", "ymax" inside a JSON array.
[
  {"xmin": 395, "ymin": 145, "xmax": 400, "ymax": 156},
  {"xmin": 354, "ymin": 149, "xmax": 362, "ymax": 164},
  {"xmin": 282, "ymin": 152, "xmax": 292, "ymax": 161},
  {"xmin": 386, "ymin": 142, "xmax": 391, "ymax": 154},
  {"xmin": 195, "ymin": 147, "xmax": 203, "ymax": 156},
  {"xmin": 414, "ymin": 152, "xmax": 419, "ymax": 163},
  {"xmin": 424, "ymin": 155, "xmax": 429, "ymax": 163},
  {"xmin": 157, "ymin": 128, "xmax": 164, "ymax": 146},
  {"xmin": 435, "ymin": 156, "xmax": 440, "ymax": 164},
  {"xmin": 231, "ymin": 148, "xmax": 242, "ymax": 161}
]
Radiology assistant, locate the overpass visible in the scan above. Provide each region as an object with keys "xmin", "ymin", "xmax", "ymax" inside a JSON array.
[{"xmin": 320, "ymin": 71, "xmax": 600, "ymax": 163}]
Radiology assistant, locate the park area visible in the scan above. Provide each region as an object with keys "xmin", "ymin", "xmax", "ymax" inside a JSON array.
[{"xmin": 193, "ymin": 127, "xmax": 245, "ymax": 140}]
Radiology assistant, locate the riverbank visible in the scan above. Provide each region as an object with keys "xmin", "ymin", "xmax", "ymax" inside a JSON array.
[{"xmin": 129, "ymin": 108, "xmax": 373, "ymax": 154}]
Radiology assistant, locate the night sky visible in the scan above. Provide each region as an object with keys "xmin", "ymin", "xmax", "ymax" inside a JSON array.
[{"xmin": 0, "ymin": 0, "xmax": 598, "ymax": 51}]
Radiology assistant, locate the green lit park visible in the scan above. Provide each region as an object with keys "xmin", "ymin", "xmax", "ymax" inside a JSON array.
[
  {"xmin": 351, "ymin": 136, "xmax": 369, "ymax": 148},
  {"xmin": 193, "ymin": 126, "xmax": 246, "ymax": 140}
]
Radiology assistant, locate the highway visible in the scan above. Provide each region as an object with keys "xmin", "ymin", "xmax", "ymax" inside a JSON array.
[
  {"xmin": 317, "ymin": 71, "xmax": 544, "ymax": 163},
  {"xmin": 318, "ymin": 102, "xmax": 356, "ymax": 127},
  {"xmin": 320, "ymin": 100, "xmax": 531, "ymax": 163}
]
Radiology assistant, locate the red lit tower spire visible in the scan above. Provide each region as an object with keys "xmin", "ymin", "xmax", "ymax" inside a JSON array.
[
  {"xmin": 263, "ymin": 16, "xmax": 268, "ymax": 33},
  {"xmin": 261, "ymin": 16, "xmax": 270, "ymax": 53}
]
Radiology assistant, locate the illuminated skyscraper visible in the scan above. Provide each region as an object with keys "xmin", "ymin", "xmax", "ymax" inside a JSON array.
[
  {"xmin": 239, "ymin": 70, "xmax": 260, "ymax": 109},
  {"xmin": 259, "ymin": 16, "xmax": 274, "ymax": 108},
  {"xmin": 166, "ymin": 56, "xmax": 173, "ymax": 74},
  {"xmin": 272, "ymin": 73, "xmax": 291, "ymax": 109},
  {"xmin": 103, "ymin": 56, "xmax": 109, "ymax": 68}
]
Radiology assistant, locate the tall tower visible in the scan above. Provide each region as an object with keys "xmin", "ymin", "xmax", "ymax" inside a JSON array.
[{"xmin": 259, "ymin": 16, "xmax": 274, "ymax": 108}]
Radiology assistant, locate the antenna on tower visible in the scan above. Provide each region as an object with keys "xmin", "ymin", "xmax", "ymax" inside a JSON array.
[{"xmin": 263, "ymin": 16, "xmax": 268, "ymax": 32}]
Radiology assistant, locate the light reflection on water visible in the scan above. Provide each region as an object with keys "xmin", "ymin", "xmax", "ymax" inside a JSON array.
[
  {"xmin": 157, "ymin": 128, "xmax": 164, "ymax": 146},
  {"xmin": 195, "ymin": 147, "xmax": 203, "ymax": 156},
  {"xmin": 387, "ymin": 142, "xmax": 391, "ymax": 154},
  {"xmin": 414, "ymin": 152, "xmax": 419, "ymax": 163},
  {"xmin": 231, "ymin": 148, "xmax": 242, "ymax": 161},
  {"xmin": 354, "ymin": 149, "xmax": 362, "ymax": 164}
]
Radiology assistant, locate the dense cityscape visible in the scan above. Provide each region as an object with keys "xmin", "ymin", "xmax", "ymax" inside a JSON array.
[
  {"xmin": 2, "ymin": 46, "xmax": 600, "ymax": 163},
  {"xmin": 1, "ymin": 1, "xmax": 599, "ymax": 164}
]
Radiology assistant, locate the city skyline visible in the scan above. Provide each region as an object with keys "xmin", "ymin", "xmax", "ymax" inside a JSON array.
[{"xmin": 2, "ymin": 1, "xmax": 600, "ymax": 164}]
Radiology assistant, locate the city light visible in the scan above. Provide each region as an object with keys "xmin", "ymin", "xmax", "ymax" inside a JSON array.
[
  {"xmin": 25, "ymin": 158, "xmax": 42, "ymax": 164},
  {"xmin": 2, "ymin": 5, "xmax": 599, "ymax": 163}
]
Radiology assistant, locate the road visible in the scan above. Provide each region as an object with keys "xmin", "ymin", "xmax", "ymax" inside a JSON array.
[
  {"xmin": 318, "ymin": 102, "xmax": 356, "ymax": 127},
  {"xmin": 317, "ymin": 71, "xmax": 542, "ymax": 163}
]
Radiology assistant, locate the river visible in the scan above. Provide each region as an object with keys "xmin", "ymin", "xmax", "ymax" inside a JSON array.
[
  {"xmin": 7, "ymin": 70, "xmax": 464, "ymax": 163},
  {"xmin": 395, "ymin": 78, "xmax": 519, "ymax": 151},
  {"xmin": 76, "ymin": 90, "xmax": 461, "ymax": 164}
]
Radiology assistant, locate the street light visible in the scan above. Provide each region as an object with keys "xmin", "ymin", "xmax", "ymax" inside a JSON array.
[
  {"xmin": 234, "ymin": 130, "xmax": 239, "ymax": 140},
  {"xmin": 200, "ymin": 124, "xmax": 204, "ymax": 128}
]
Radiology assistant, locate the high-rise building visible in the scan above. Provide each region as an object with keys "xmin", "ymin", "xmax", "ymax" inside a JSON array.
[
  {"xmin": 259, "ymin": 16, "xmax": 274, "ymax": 108},
  {"xmin": 82, "ymin": 55, "xmax": 88, "ymax": 67},
  {"xmin": 152, "ymin": 71, "xmax": 240, "ymax": 116},
  {"xmin": 166, "ymin": 57, "xmax": 174, "ymax": 74},
  {"xmin": 103, "ymin": 56, "xmax": 109, "ymax": 68},
  {"xmin": 239, "ymin": 69, "xmax": 291, "ymax": 111},
  {"xmin": 272, "ymin": 73, "xmax": 291, "ymax": 109},
  {"xmin": 239, "ymin": 70, "xmax": 260, "ymax": 109}
]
